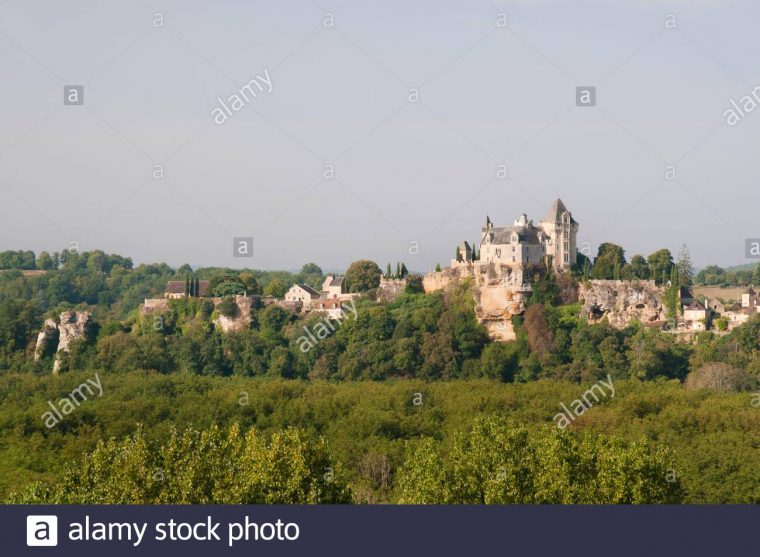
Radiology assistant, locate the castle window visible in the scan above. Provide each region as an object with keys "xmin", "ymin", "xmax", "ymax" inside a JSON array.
[
  {"xmin": 564, "ymin": 242, "xmax": 569, "ymax": 251},
  {"xmin": 564, "ymin": 253, "xmax": 569, "ymax": 262}
]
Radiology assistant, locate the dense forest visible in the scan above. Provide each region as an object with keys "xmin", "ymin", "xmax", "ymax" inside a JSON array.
[{"xmin": 0, "ymin": 247, "xmax": 758, "ymax": 504}]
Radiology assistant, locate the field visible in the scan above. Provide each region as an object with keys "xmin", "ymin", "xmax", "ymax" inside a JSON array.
[{"xmin": 693, "ymin": 285, "xmax": 746, "ymax": 303}]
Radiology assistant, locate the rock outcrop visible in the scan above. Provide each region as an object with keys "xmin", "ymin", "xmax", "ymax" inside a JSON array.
[
  {"xmin": 34, "ymin": 311, "xmax": 92, "ymax": 373},
  {"xmin": 424, "ymin": 262, "xmax": 536, "ymax": 341},
  {"xmin": 579, "ymin": 280, "xmax": 666, "ymax": 328},
  {"xmin": 34, "ymin": 318, "xmax": 58, "ymax": 362},
  {"xmin": 214, "ymin": 296, "xmax": 254, "ymax": 333}
]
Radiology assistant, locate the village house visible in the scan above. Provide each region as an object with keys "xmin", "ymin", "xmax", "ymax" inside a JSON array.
[
  {"xmin": 308, "ymin": 298, "xmax": 346, "ymax": 320},
  {"xmin": 741, "ymin": 286, "xmax": 759, "ymax": 310},
  {"xmin": 707, "ymin": 299, "xmax": 726, "ymax": 314},
  {"xmin": 164, "ymin": 280, "xmax": 209, "ymax": 299},
  {"xmin": 682, "ymin": 300, "xmax": 708, "ymax": 331},
  {"xmin": 321, "ymin": 275, "xmax": 346, "ymax": 298},
  {"xmin": 284, "ymin": 283, "xmax": 321, "ymax": 303}
]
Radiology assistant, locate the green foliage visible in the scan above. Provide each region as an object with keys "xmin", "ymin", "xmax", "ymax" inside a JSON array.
[
  {"xmin": 529, "ymin": 273, "xmax": 561, "ymax": 306},
  {"xmin": 479, "ymin": 342, "xmax": 520, "ymax": 381},
  {"xmin": 0, "ymin": 250, "xmax": 36, "ymax": 270},
  {"xmin": 676, "ymin": 244, "xmax": 694, "ymax": 287},
  {"xmin": 263, "ymin": 279, "xmax": 287, "ymax": 298},
  {"xmin": 404, "ymin": 275, "xmax": 424, "ymax": 294},
  {"xmin": 696, "ymin": 264, "xmax": 756, "ymax": 287},
  {"xmin": 0, "ymin": 374, "xmax": 757, "ymax": 504},
  {"xmin": 10, "ymin": 424, "xmax": 351, "ymax": 504},
  {"xmin": 216, "ymin": 297, "xmax": 238, "ymax": 318},
  {"xmin": 648, "ymin": 249, "xmax": 674, "ymax": 286},
  {"xmin": 397, "ymin": 417, "xmax": 683, "ymax": 504},
  {"xmin": 345, "ymin": 260, "xmax": 382, "ymax": 292},
  {"xmin": 623, "ymin": 255, "xmax": 650, "ymax": 280},
  {"xmin": 591, "ymin": 244, "xmax": 626, "ymax": 280},
  {"xmin": 208, "ymin": 274, "xmax": 247, "ymax": 297}
]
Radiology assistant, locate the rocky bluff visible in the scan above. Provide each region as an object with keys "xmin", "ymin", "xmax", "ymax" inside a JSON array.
[
  {"xmin": 579, "ymin": 280, "xmax": 666, "ymax": 327},
  {"xmin": 423, "ymin": 262, "xmax": 534, "ymax": 341},
  {"xmin": 35, "ymin": 310, "xmax": 93, "ymax": 373}
]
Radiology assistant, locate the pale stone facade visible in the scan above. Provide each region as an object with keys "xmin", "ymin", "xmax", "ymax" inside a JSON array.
[
  {"xmin": 456, "ymin": 199, "xmax": 579, "ymax": 272},
  {"xmin": 285, "ymin": 283, "xmax": 320, "ymax": 303},
  {"xmin": 321, "ymin": 275, "xmax": 345, "ymax": 298}
]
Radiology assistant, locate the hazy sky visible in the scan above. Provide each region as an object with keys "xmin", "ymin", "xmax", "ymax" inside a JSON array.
[{"xmin": 1, "ymin": 0, "xmax": 758, "ymax": 272}]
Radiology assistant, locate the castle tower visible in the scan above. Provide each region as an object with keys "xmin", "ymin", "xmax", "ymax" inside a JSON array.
[{"xmin": 539, "ymin": 198, "xmax": 579, "ymax": 271}]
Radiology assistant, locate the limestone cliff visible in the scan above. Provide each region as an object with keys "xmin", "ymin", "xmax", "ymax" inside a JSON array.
[
  {"xmin": 214, "ymin": 296, "xmax": 254, "ymax": 333},
  {"xmin": 423, "ymin": 262, "xmax": 534, "ymax": 341},
  {"xmin": 34, "ymin": 318, "xmax": 58, "ymax": 362},
  {"xmin": 34, "ymin": 311, "xmax": 92, "ymax": 373},
  {"xmin": 579, "ymin": 280, "xmax": 666, "ymax": 328}
]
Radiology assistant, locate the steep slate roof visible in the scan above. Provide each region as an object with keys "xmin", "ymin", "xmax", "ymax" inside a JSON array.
[
  {"xmin": 165, "ymin": 280, "xmax": 209, "ymax": 296},
  {"xmin": 685, "ymin": 300, "xmax": 706, "ymax": 311},
  {"xmin": 327, "ymin": 276, "xmax": 344, "ymax": 287},
  {"xmin": 489, "ymin": 226, "xmax": 543, "ymax": 245},
  {"xmin": 542, "ymin": 198, "xmax": 578, "ymax": 225},
  {"xmin": 296, "ymin": 283, "xmax": 320, "ymax": 296}
]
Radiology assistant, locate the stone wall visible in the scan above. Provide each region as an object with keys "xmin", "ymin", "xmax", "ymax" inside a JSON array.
[
  {"xmin": 142, "ymin": 298, "xmax": 169, "ymax": 314},
  {"xmin": 377, "ymin": 277, "xmax": 407, "ymax": 302}
]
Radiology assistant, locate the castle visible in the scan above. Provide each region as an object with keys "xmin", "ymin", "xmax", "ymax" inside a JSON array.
[{"xmin": 454, "ymin": 198, "xmax": 579, "ymax": 272}]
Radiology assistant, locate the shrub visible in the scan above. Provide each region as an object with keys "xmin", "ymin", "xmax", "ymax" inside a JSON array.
[
  {"xmin": 216, "ymin": 296, "xmax": 238, "ymax": 318},
  {"xmin": 684, "ymin": 362, "xmax": 755, "ymax": 392}
]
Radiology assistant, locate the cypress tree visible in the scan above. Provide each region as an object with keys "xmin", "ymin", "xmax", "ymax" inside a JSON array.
[{"xmin": 676, "ymin": 244, "xmax": 694, "ymax": 287}]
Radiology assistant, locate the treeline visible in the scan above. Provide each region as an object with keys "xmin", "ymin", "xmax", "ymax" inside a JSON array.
[
  {"xmin": 0, "ymin": 249, "xmax": 327, "ymax": 371},
  {"xmin": 43, "ymin": 281, "xmax": 760, "ymax": 385},
  {"xmin": 1, "ymin": 374, "xmax": 757, "ymax": 503},
  {"xmin": 2, "ymin": 248, "xmax": 760, "ymax": 385},
  {"xmin": 695, "ymin": 264, "xmax": 759, "ymax": 287},
  {"xmin": 581, "ymin": 243, "xmax": 695, "ymax": 286}
]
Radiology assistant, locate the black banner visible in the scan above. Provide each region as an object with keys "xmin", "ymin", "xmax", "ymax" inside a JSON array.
[{"xmin": 5, "ymin": 505, "xmax": 757, "ymax": 556}]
